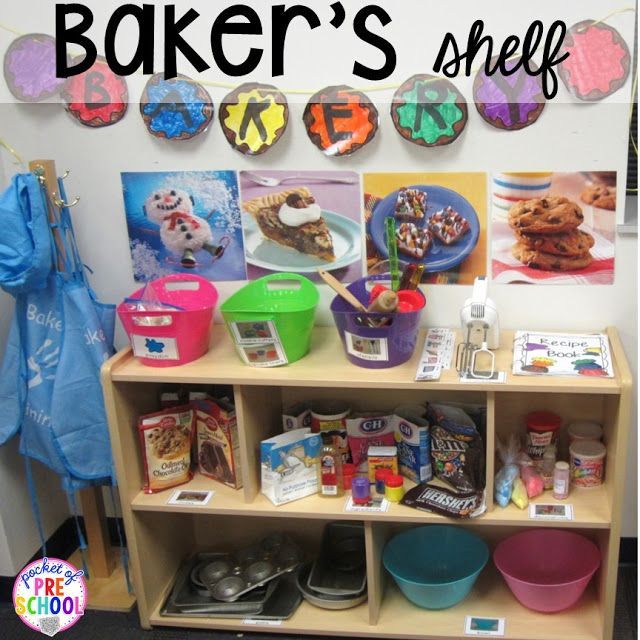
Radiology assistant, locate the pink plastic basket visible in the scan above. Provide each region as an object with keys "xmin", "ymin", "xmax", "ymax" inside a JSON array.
[
  {"xmin": 493, "ymin": 529, "xmax": 600, "ymax": 613},
  {"xmin": 118, "ymin": 275, "xmax": 218, "ymax": 367}
]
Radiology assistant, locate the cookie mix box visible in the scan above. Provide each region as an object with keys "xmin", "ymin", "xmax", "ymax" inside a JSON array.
[
  {"xmin": 261, "ymin": 428, "xmax": 321, "ymax": 505},
  {"xmin": 393, "ymin": 413, "xmax": 432, "ymax": 483},
  {"xmin": 193, "ymin": 398, "xmax": 243, "ymax": 489},
  {"xmin": 138, "ymin": 405, "xmax": 194, "ymax": 494}
]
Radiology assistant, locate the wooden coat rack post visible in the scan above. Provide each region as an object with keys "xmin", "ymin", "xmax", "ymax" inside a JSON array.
[{"xmin": 27, "ymin": 159, "xmax": 132, "ymax": 610}]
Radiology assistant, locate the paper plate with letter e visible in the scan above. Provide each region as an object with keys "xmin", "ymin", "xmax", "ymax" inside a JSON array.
[
  {"xmin": 303, "ymin": 85, "xmax": 379, "ymax": 156},
  {"xmin": 242, "ymin": 208, "xmax": 361, "ymax": 272},
  {"xmin": 370, "ymin": 185, "xmax": 479, "ymax": 272}
]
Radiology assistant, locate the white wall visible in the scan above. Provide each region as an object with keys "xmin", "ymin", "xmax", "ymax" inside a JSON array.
[{"xmin": 0, "ymin": 0, "xmax": 636, "ymax": 574}]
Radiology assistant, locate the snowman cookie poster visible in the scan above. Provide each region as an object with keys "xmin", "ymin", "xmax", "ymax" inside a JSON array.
[{"xmin": 121, "ymin": 171, "xmax": 247, "ymax": 281}]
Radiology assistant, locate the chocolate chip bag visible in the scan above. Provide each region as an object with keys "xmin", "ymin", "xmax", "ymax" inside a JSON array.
[
  {"xmin": 427, "ymin": 403, "xmax": 485, "ymax": 493},
  {"xmin": 401, "ymin": 482, "xmax": 485, "ymax": 519}
]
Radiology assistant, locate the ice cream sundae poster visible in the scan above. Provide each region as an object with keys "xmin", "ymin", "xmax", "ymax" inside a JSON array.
[
  {"xmin": 512, "ymin": 331, "xmax": 614, "ymax": 378},
  {"xmin": 121, "ymin": 170, "xmax": 247, "ymax": 281},
  {"xmin": 239, "ymin": 170, "xmax": 363, "ymax": 283}
]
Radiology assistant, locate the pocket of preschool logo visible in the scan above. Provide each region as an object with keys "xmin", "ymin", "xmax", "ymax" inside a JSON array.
[{"xmin": 13, "ymin": 557, "xmax": 86, "ymax": 636}]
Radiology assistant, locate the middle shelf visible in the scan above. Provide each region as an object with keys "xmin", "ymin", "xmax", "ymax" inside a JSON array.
[{"xmin": 130, "ymin": 472, "xmax": 612, "ymax": 528}]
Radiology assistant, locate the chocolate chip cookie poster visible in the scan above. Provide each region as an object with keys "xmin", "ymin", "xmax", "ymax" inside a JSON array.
[
  {"xmin": 239, "ymin": 170, "xmax": 362, "ymax": 282},
  {"xmin": 491, "ymin": 172, "xmax": 616, "ymax": 284},
  {"xmin": 121, "ymin": 171, "xmax": 247, "ymax": 281},
  {"xmin": 363, "ymin": 173, "xmax": 487, "ymax": 285}
]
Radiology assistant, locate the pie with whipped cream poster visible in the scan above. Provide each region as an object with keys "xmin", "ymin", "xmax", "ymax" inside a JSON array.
[{"xmin": 239, "ymin": 170, "xmax": 362, "ymax": 282}]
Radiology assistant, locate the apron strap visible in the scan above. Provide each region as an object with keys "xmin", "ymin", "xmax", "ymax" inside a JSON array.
[
  {"xmin": 67, "ymin": 489, "xmax": 90, "ymax": 579},
  {"xmin": 23, "ymin": 457, "xmax": 47, "ymax": 558}
]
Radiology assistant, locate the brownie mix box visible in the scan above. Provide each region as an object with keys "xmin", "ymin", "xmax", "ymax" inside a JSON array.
[{"xmin": 193, "ymin": 398, "xmax": 243, "ymax": 489}]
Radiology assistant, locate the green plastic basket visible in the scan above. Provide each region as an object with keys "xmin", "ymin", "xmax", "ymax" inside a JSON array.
[{"xmin": 220, "ymin": 273, "xmax": 319, "ymax": 366}]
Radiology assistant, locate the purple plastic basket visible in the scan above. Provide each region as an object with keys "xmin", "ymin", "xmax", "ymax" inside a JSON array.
[{"xmin": 330, "ymin": 274, "xmax": 425, "ymax": 369}]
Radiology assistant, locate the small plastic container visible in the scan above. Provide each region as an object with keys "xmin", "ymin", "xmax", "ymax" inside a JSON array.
[
  {"xmin": 330, "ymin": 274, "xmax": 426, "ymax": 369},
  {"xmin": 342, "ymin": 463, "xmax": 356, "ymax": 490},
  {"xmin": 525, "ymin": 411, "xmax": 562, "ymax": 466},
  {"xmin": 568, "ymin": 421, "xmax": 603, "ymax": 444},
  {"xmin": 385, "ymin": 475, "xmax": 405, "ymax": 502},
  {"xmin": 540, "ymin": 445, "xmax": 556, "ymax": 490},
  {"xmin": 351, "ymin": 477, "xmax": 371, "ymax": 505},
  {"xmin": 553, "ymin": 461, "xmax": 570, "ymax": 499},
  {"xmin": 375, "ymin": 468, "xmax": 393, "ymax": 495},
  {"xmin": 220, "ymin": 273, "xmax": 319, "ymax": 366},
  {"xmin": 570, "ymin": 440, "xmax": 606, "ymax": 488},
  {"xmin": 118, "ymin": 275, "xmax": 218, "ymax": 367}
]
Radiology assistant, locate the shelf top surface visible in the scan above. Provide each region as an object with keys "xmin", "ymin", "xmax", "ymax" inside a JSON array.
[
  {"xmin": 150, "ymin": 571, "xmax": 602, "ymax": 640},
  {"xmin": 107, "ymin": 326, "xmax": 627, "ymax": 394},
  {"xmin": 132, "ymin": 473, "xmax": 611, "ymax": 529}
]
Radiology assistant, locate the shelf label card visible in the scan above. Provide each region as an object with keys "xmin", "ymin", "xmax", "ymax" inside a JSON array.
[
  {"xmin": 344, "ymin": 495, "xmax": 390, "ymax": 512},
  {"xmin": 167, "ymin": 489, "xmax": 214, "ymax": 506},
  {"xmin": 464, "ymin": 615, "xmax": 505, "ymax": 636},
  {"xmin": 529, "ymin": 503, "xmax": 574, "ymax": 521},
  {"xmin": 242, "ymin": 619, "xmax": 283, "ymax": 626}
]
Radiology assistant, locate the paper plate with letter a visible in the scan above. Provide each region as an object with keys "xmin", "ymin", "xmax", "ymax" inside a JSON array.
[
  {"xmin": 303, "ymin": 85, "xmax": 379, "ymax": 156},
  {"xmin": 391, "ymin": 74, "xmax": 468, "ymax": 147},
  {"xmin": 219, "ymin": 82, "xmax": 289, "ymax": 154},
  {"xmin": 61, "ymin": 55, "xmax": 128, "ymax": 127},
  {"xmin": 140, "ymin": 73, "xmax": 214, "ymax": 141}
]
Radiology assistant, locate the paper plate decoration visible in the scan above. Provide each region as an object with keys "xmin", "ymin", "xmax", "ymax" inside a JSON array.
[
  {"xmin": 141, "ymin": 73, "xmax": 214, "ymax": 141},
  {"xmin": 302, "ymin": 85, "xmax": 379, "ymax": 156},
  {"xmin": 391, "ymin": 74, "xmax": 467, "ymax": 147},
  {"xmin": 473, "ymin": 57, "xmax": 546, "ymax": 130},
  {"xmin": 4, "ymin": 34, "xmax": 69, "ymax": 101},
  {"xmin": 559, "ymin": 21, "xmax": 631, "ymax": 101},
  {"xmin": 61, "ymin": 56, "xmax": 128, "ymax": 127},
  {"xmin": 219, "ymin": 82, "xmax": 288, "ymax": 154}
]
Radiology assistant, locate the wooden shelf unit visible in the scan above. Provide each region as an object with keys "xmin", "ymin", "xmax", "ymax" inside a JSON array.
[{"xmin": 102, "ymin": 326, "xmax": 632, "ymax": 640}]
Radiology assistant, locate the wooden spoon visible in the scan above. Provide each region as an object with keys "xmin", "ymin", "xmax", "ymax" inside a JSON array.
[{"xmin": 317, "ymin": 270, "xmax": 368, "ymax": 313}]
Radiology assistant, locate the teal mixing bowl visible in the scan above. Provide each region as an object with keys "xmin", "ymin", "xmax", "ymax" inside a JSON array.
[{"xmin": 383, "ymin": 525, "xmax": 489, "ymax": 609}]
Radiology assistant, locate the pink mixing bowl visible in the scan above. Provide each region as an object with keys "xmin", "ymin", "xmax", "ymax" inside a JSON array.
[{"xmin": 493, "ymin": 529, "xmax": 600, "ymax": 613}]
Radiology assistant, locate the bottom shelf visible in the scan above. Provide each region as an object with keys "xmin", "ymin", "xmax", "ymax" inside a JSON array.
[{"xmin": 148, "ymin": 566, "xmax": 602, "ymax": 640}]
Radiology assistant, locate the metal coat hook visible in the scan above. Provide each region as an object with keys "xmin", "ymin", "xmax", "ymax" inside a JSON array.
[
  {"xmin": 52, "ymin": 192, "xmax": 81, "ymax": 208},
  {"xmin": 60, "ymin": 169, "xmax": 71, "ymax": 180}
]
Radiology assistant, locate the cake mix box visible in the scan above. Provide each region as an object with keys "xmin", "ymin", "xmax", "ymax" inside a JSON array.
[
  {"xmin": 393, "ymin": 413, "xmax": 432, "ymax": 483},
  {"xmin": 261, "ymin": 429, "xmax": 321, "ymax": 505},
  {"xmin": 193, "ymin": 398, "xmax": 243, "ymax": 489},
  {"xmin": 282, "ymin": 402, "xmax": 312, "ymax": 432}
]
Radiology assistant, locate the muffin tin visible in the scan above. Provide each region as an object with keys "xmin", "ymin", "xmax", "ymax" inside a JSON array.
[
  {"xmin": 192, "ymin": 533, "xmax": 302, "ymax": 602},
  {"xmin": 165, "ymin": 553, "xmax": 274, "ymax": 615}
]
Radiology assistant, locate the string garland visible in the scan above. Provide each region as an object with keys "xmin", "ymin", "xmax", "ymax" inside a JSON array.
[{"xmin": 0, "ymin": 6, "xmax": 635, "ymax": 94}]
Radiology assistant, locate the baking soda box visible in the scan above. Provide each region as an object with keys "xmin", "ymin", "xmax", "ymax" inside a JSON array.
[
  {"xmin": 393, "ymin": 412, "xmax": 432, "ymax": 483},
  {"xmin": 261, "ymin": 429, "xmax": 321, "ymax": 505},
  {"xmin": 193, "ymin": 398, "xmax": 243, "ymax": 489}
]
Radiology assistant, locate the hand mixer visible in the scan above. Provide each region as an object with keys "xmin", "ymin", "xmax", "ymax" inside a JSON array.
[{"xmin": 456, "ymin": 276, "xmax": 500, "ymax": 378}]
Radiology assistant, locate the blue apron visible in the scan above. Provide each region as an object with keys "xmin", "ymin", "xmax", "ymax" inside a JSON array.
[{"xmin": 0, "ymin": 173, "xmax": 125, "ymax": 579}]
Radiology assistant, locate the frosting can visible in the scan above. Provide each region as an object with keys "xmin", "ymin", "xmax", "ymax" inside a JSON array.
[
  {"xmin": 570, "ymin": 440, "xmax": 606, "ymax": 488},
  {"xmin": 568, "ymin": 421, "xmax": 603, "ymax": 444},
  {"xmin": 525, "ymin": 411, "xmax": 562, "ymax": 467}
]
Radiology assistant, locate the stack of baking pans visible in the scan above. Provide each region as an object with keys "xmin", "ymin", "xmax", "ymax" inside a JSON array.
[
  {"xmin": 297, "ymin": 522, "xmax": 367, "ymax": 610},
  {"xmin": 162, "ymin": 533, "xmax": 303, "ymax": 619}
]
